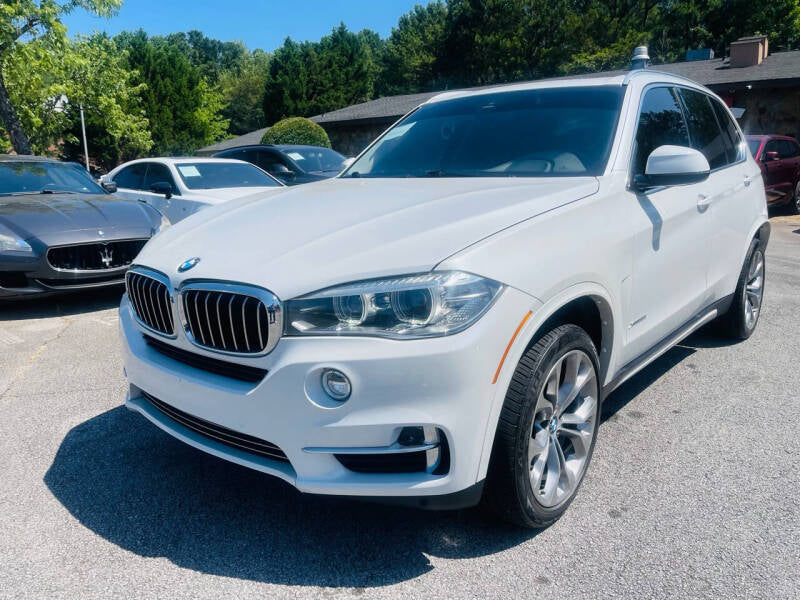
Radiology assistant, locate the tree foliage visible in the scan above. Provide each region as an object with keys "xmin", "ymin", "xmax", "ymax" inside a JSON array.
[
  {"xmin": 0, "ymin": 0, "xmax": 122, "ymax": 153},
  {"xmin": 2, "ymin": 33, "xmax": 152, "ymax": 167},
  {"xmin": 263, "ymin": 24, "xmax": 376, "ymax": 124},
  {"xmin": 260, "ymin": 117, "xmax": 331, "ymax": 148},
  {"xmin": 115, "ymin": 30, "xmax": 228, "ymax": 156}
]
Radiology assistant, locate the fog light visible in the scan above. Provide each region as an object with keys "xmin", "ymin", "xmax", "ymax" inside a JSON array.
[{"xmin": 321, "ymin": 369, "xmax": 351, "ymax": 401}]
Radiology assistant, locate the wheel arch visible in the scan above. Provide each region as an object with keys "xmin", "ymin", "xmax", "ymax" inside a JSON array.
[{"xmin": 476, "ymin": 282, "xmax": 619, "ymax": 482}]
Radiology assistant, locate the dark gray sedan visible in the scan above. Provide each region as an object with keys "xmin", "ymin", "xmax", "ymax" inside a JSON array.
[{"xmin": 0, "ymin": 155, "xmax": 168, "ymax": 300}]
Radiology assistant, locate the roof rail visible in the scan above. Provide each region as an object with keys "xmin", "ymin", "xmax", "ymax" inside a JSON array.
[{"xmin": 622, "ymin": 68, "xmax": 702, "ymax": 87}]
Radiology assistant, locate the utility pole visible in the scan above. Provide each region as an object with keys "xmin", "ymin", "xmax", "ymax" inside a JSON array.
[{"xmin": 80, "ymin": 103, "xmax": 89, "ymax": 173}]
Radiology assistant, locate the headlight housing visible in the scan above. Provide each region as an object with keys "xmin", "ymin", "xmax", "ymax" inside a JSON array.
[
  {"xmin": 284, "ymin": 271, "xmax": 503, "ymax": 339},
  {"xmin": 0, "ymin": 233, "xmax": 33, "ymax": 254}
]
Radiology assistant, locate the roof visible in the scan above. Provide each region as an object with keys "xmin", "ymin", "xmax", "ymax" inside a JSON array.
[
  {"xmin": 194, "ymin": 127, "xmax": 270, "ymax": 156},
  {"xmin": 307, "ymin": 50, "xmax": 800, "ymax": 126},
  {"xmin": 0, "ymin": 154, "xmax": 61, "ymax": 163}
]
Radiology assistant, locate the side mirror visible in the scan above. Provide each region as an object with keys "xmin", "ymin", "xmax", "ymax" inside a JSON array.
[
  {"xmin": 149, "ymin": 181, "xmax": 173, "ymax": 199},
  {"xmin": 764, "ymin": 151, "xmax": 780, "ymax": 162},
  {"xmin": 634, "ymin": 145, "xmax": 710, "ymax": 191},
  {"xmin": 101, "ymin": 181, "xmax": 117, "ymax": 194}
]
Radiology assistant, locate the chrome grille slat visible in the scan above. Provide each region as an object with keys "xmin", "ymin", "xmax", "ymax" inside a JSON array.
[
  {"xmin": 126, "ymin": 271, "xmax": 174, "ymax": 336},
  {"xmin": 182, "ymin": 287, "xmax": 271, "ymax": 355},
  {"xmin": 228, "ymin": 295, "xmax": 238, "ymax": 351},
  {"xmin": 241, "ymin": 297, "xmax": 250, "ymax": 352},
  {"xmin": 204, "ymin": 292, "xmax": 216, "ymax": 347}
]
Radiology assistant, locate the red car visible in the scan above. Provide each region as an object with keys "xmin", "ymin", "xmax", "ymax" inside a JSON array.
[{"xmin": 747, "ymin": 134, "xmax": 800, "ymax": 213}]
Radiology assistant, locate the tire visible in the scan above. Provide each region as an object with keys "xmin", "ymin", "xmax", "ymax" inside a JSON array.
[
  {"xmin": 716, "ymin": 238, "xmax": 765, "ymax": 340},
  {"xmin": 791, "ymin": 181, "xmax": 800, "ymax": 215},
  {"xmin": 483, "ymin": 324, "xmax": 602, "ymax": 528}
]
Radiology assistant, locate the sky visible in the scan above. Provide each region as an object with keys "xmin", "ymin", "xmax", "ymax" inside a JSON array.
[{"xmin": 62, "ymin": 0, "xmax": 435, "ymax": 50}]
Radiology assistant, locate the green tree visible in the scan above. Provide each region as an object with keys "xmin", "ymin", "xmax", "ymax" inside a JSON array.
[
  {"xmin": 219, "ymin": 49, "xmax": 270, "ymax": 135},
  {"xmin": 163, "ymin": 30, "xmax": 247, "ymax": 83},
  {"xmin": 0, "ymin": 0, "xmax": 122, "ymax": 154},
  {"xmin": 260, "ymin": 116, "xmax": 331, "ymax": 148},
  {"xmin": 263, "ymin": 24, "xmax": 378, "ymax": 124},
  {"xmin": 378, "ymin": 1, "xmax": 447, "ymax": 94},
  {"xmin": 116, "ymin": 30, "xmax": 228, "ymax": 155},
  {"xmin": 1, "ymin": 33, "xmax": 151, "ymax": 167}
]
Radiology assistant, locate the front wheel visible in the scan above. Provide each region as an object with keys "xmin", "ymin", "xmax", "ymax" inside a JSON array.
[
  {"xmin": 791, "ymin": 181, "xmax": 800, "ymax": 215},
  {"xmin": 483, "ymin": 324, "xmax": 601, "ymax": 528}
]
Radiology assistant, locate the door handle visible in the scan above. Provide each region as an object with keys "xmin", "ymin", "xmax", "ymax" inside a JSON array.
[
  {"xmin": 697, "ymin": 193, "xmax": 711, "ymax": 209},
  {"xmin": 743, "ymin": 175, "xmax": 753, "ymax": 187}
]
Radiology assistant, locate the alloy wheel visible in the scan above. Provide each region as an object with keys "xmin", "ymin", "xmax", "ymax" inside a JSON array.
[
  {"xmin": 528, "ymin": 349, "xmax": 599, "ymax": 508},
  {"xmin": 744, "ymin": 248, "xmax": 764, "ymax": 330}
]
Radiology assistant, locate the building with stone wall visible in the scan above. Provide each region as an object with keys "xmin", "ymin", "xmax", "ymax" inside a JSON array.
[{"xmin": 197, "ymin": 38, "xmax": 800, "ymax": 159}]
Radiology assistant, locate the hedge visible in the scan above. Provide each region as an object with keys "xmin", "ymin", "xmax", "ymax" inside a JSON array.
[{"xmin": 260, "ymin": 117, "xmax": 331, "ymax": 148}]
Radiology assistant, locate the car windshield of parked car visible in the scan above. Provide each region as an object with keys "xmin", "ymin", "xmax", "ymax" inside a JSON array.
[
  {"xmin": 0, "ymin": 161, "xmax": 105, "ymax": 195},
  {"xmin": 284, "ymin": 147, "xmax": 345, "ymax": 173},
  {"xmin": 343, "ymin": 86, "xmax": 624, "ymax": 178},
  {"xmin": 747, "ymin": 138, "xmax": 762, "ymax": 157},
  {"xmin": 175, "ymin": 162, "xmax": 281, "ymax": 189}
]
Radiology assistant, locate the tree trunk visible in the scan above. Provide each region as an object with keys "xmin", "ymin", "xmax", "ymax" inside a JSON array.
[{"xmin": 0, "ymin": 69, "xmax": 32, "ymax": 155}]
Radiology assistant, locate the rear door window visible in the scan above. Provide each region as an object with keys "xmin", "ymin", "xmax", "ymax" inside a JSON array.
[
  {"xmin": 779, "ymin": 139, "xmax": 800, "ymax": 158},
  {"xmin": 678, "ymin": 88, "xmax": 729, "ymax": 170},
  {"xmin": 633, "ymin": 86, "xmax": 690, "ymax": 175},
  {"xmin": 710, "ymin": 99, "xmax": 745, "ymax": 164}
]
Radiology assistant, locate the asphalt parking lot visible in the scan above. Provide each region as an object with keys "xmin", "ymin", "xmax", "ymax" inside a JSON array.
[{"xmin": 1, "ymin": 215, "xmax": 798, "ymax": 599}]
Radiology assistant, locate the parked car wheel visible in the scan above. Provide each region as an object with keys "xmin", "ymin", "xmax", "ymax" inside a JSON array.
[
  {"xmin": 483, "ymin": 324, "xmax": 601, "ymax": 528},
  {"xmin": 717, "ymin": 238, "xmax": 765, "ymax": 340},
  {"xmin": 792, "ymin": 181, "xmax": 800, "ymax": 215}
]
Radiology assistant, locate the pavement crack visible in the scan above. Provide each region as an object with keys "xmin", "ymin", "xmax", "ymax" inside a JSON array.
[{"xmin": 0, "ymin": 317, "xmax": 74, "ymax": 401}]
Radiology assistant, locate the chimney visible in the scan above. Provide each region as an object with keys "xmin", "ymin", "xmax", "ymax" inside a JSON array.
[
  {"xmin": 729, "ymin": 35, "xmax": 768, "ymax": 68},
  {"xmin": 631, "ymin": 46, "xmax": 650, "ymax": 70}
]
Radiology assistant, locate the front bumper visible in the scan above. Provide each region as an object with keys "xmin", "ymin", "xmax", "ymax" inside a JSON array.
[
  {"xmin": 0, "ymin": 244, "xmax": 139, "ymax": 299},
  {"xmin": 120, "ymin": 286, "xmax": 538, "ymax": 504}
]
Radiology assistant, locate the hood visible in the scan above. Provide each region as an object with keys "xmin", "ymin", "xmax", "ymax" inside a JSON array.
[
  {"xmin": 184, "ymin": 186, "xmax": 285, "ymax": 203},
  {"xmin": 0, "ymin": 193, "xmax": 158, "ymax": 243},
  {"xmin": 138, "ymin": 177, "xmax": 599, "ymax": 299}
]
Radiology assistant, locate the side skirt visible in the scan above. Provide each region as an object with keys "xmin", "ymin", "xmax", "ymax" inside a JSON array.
[{"xmin": 603, "ymin": 294, "xmax": 733, "ymax": 397}]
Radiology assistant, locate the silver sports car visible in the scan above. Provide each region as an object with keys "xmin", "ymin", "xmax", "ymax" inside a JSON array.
[{"xmin": 0, "ymin": 155, "xmax": 169, "ymax": 300}]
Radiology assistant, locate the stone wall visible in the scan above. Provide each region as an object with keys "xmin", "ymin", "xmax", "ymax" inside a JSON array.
[
  {"xmin": 736, "ymin": 87, "xmax": 800, "ymax": 139},
  {"xmin": 321, "ymin": 120, "xmax": 394, "ymax": 157}
]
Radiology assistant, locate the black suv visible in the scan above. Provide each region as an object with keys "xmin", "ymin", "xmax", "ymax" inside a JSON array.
[{"xmin": 213, "ymin": 144, "xmax": 347, "ymax": 185}]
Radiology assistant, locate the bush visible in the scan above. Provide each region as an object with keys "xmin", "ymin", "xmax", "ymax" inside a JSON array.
[{"xmin": 260, "ymin": 117, "xmax": 331, "ymax": 148}]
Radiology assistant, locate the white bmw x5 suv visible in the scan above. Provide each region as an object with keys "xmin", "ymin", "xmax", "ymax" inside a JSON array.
[{"xmin": 119, "ymin": 68, "xmax": 768, "ymax": 527}]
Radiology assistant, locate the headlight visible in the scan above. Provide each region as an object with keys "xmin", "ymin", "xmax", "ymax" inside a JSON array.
[
  {"xmin": 284, "ymin": 271, "xmax": 503, "ymax": 339},
  {"xmin": 0, "ymin": 233, "xmax": 33, "ymax": 254}
]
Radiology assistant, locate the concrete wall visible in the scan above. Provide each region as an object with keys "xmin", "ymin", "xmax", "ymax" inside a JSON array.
[{"xmin": 321, "ymin": 120, "xmax": 395, "ymax": 157}]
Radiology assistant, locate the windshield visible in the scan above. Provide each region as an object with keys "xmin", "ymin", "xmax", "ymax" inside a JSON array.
[
  {"xmin": 175, "ymin": 162, "xmax": 282, "ymax": 189},
  {"xmin": 284, "ymin": 147, "xmax": 346, "ymax": 173},
  {"xmin": 344, "ymin": 86, "xmax": 624, "ymax": 178},
  {"xmin": 747, "ymin": 138, "xmax": 762, "ymax": 157},
  {"xmin": 0, "ymin": 161, "xmax": 105, "ymax": 195}
]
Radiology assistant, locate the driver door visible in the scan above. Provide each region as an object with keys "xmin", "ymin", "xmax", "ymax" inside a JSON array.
[{"xmin": 623, "ymin": 86, "xmax": 713, "ymax": 363}]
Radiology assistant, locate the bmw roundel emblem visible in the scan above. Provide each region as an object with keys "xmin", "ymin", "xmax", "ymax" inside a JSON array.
[{"xmin": 177, "ymin": 257, "xmax": 201, "ymax": 273}]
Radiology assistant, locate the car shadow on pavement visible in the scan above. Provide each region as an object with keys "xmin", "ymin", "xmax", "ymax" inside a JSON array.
[
  {"xmin": 44, "ymin": 406, "xmax": 538, "ymax": 587},
  {"xmin": 0, "ymin": 287, "xmax": 124, "ymax": 321},
  {"xmin": 601, "ymin": 343, "xmax": 695, "ymax": 421}
]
